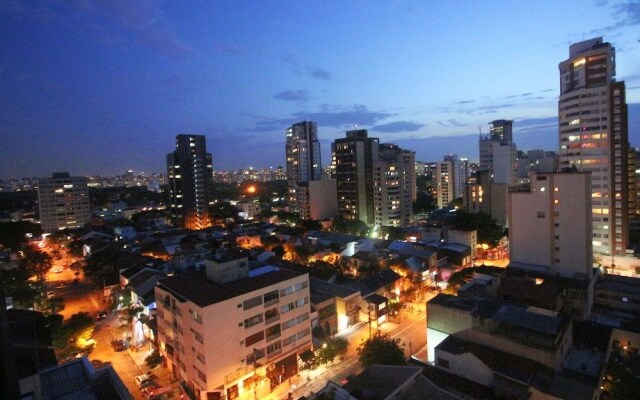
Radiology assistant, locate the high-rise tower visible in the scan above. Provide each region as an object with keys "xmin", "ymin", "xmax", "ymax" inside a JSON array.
[
  {"xmin": 167, "ymin": 134, "xmax": 214, "ymax": 229},
  {"xmin": 479, "ymin": 120, "xmax": 517, "ymax": 185},
  {"xmin": 37, "ymin": 172, "xmax": 91, "ymax": 233},
  {"xmin": 332, "ymin": 130, "xmax": 379, "ymax": 225},
  {"xmin": 558, "ymin": 38, "xmax": 629, "ymax": 256},
  {"xmin": 285, "ymin": 121, "xmax": 322, "ymax": 218}
]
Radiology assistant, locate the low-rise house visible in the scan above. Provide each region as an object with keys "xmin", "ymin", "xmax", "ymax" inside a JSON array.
[{"xmin": 19, "ymin": 357, "xmax": 132, "ymax": 400}]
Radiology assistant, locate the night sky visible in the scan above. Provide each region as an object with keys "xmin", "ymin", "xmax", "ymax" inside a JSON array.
[{"xmin": 1, "ymin": 1, "xmax": 639, "ymax": 179}]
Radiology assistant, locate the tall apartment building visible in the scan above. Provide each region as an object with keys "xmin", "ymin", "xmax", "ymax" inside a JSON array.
[
  {"xmin": 558, "ymin": 37, "xmax": 629, "ymax": 256},
  {"xmin": 285, "ymin": 121, "xmax": 322, "ymax": 219},
  {"xmin": 155, "ymin": 255, "xmax": 312, "ymax": 400},
  {"xmin": 373, "ymin": 144, "xmax": 416, "ymax": 227},
  {"xmin": 509, "ymin": 172, "xmax": 593, "ymax": 279},
  {"xmin": 167, "ymin": 135, "xmax": 214, "ymax": 230},
  {"xmin": 332, "ymin": 130, "xmax": 379, "ymax": 225},
  {"xmin": 332, "ymin": 130, "xmax": 415, "ymax": 227},
  {"xmin": 436, "ymin": 155, "xmax": 468, "ymax": 209},
  {"xmin": 37, "ymin": 172, "xmax": 90, "ymax": 233},
  {"xmin": 479, "ymin": 120, "xmax": 517, "ymax": 185}
]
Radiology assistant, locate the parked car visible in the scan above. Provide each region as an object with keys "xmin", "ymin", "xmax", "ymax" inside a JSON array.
[
  {"xmin": 110, "ymin": 339, "xmax": 127, "ymax": 352},
  {"xmin": 135, "ymin": 374, "xmax": 156, "ymax": 389},
  {"xmin": 143, "ymin": 385, "xmax": 172, "ymax": 400},
  {"xmin": 96, "ymin": 310, "xmax": 107, "ymax": 320}
]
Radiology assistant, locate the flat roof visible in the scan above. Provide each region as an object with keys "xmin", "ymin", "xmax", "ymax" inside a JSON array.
[{"xmin": 157, "ymin": 268, "xmax": 307, "ymax": 307}]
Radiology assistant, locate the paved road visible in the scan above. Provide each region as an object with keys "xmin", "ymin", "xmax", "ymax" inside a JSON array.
[{"xmin": 287, "ymin": 303, "xmax": 428, "ymax": 399}]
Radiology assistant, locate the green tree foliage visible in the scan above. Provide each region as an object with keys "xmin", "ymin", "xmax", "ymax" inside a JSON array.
[
  {"xmin": 316, "ymin": 337, "xmax": 349, "ymax": 365},
  {"xmin": 50, "ymin": 312, "xmax": 96, "ymax": 359},
  {"xmin": 301, "ymin": 219, "xmax": 322, "ymax": 231},
  {"xmin": 145, "ymin": 350, "xmax": 163, "ymax": 369},
  {"xmin": 453, "ymin": 210, "xmax": 504, "ymax": 246},
  {"xmin": 332, "ymin": 216, "xmax": 368, "ymax": 236},
  {"xmin": 22, "ymin": 248, "xmax": 53, "ymax": 282},
  {"xmin": 0, "ymin": 221, "xmax": 42, "ymax": 250},
  {"xmin": 357, "ymin": 333, "xmax": 405, "ymax": 367},
  {"xmin": 2, "ymin": 268, "xmax": 42, "ymax": 309},
  {"xmin": 444, "ymin": 267, "xmax": 475, "ymax": 294},
  {"xmin": 209, "ymin": 202, "xmax": 240, "ymax": 222},
  {"xmin": 413, "ymin": 191, "xmax": 436, "ymax": 216}
]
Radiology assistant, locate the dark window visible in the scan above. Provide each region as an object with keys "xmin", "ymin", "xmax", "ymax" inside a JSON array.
[{"xmin": 245, "ymin": 331, "xmax": 265, "ymax": 347}]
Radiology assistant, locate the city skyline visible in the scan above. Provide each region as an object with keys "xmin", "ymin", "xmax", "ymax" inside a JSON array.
[{"xmin": 2, "ymin": 1, "xmax": 640, "ymax": 179}]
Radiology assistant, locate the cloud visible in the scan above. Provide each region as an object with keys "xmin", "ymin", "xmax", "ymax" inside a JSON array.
[
  {"xmin": 436, "ymin": 119, "xmax": 466, "ymax": 128},
  {"xmin": 371, "ymin": 121, "xmax": 425, "ymax": 133},
  {"xmin": 457, "ymin": 100, "xmax": 474, "ymax": 104},
  {"xmin": 213, "ymin": 42, "xmax": 245, "ymax": 56},
  {"xmin": 274, "ymin": 90, "xmax": 310, "ymax": 103},
  {"xmin": 521, "ymin": 93, "xmax": 532, "ymax": 97},
  {"xmin": 513, "ymin": 116, "xmax": 558, "ymax": 134},
  {"xmin": 245, "ymin": 104, "xmax": 395, "ymax": 132},
  {"xmin": 590, "ymin": 1, "xmax": 640, "ymax": 35},
  {"xmin": 310, "ymin": 68, "xmax": 332, "ymax": 81},
  {"xmin": 97, "ymin": 0, "xmax": 193, "ymax": 60},
  {"xmin": 282, "ymin": 51, "xmax": 332, "ymax": 81}
]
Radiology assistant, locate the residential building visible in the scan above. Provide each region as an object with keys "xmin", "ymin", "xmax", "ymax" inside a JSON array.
[
  {"xmin": 479, "ymin": 120, "xmax": 517, "ymax": 185},
  {"xmin": 332, "ymin": 130, "xmax": 379, "ymax": 225},
  {"xmin": 155, "ymin": 255, "xmax": 311, "ymax": 400},
  {"xmin": 37, "ymin": 172, "xmax": 90, "ymax": 233},
  {"xmin": 463, "ymin": 170, "xmax": 509, "ymax": 227},
  {"xmin": 19, "ymin": 357, "xmax": 132, "ymax": 400},
  {"xmin": 303, "ymin": 177, "xmax": 338, "ymax": 221},
  {"xmin": 285, "ymin": 121, "xmax": 322, "ymax": 218},
  {"xmin": 373, "ymin": 144, "xmax": 416, "ymax": 227},
  {"xmin": 167, "ymin": 134, "xmax": 214, "ymax": 230},
  {"xmin": 509, "ymin": 172, "xmax": 592, "ymax": 279},
  {"xmin": 515, "ymin": 150, "xmax": 558, "ymax": 181},
  {"xmin": 558, "ymin": 37, "xmax": 630, "ymax": 256},
  {"xmin": 436, "ymin": 155, "xmax": 467, "ymax": 208}
]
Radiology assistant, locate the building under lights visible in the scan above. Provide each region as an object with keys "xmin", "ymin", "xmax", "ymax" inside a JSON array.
[
  {"xmin": 155, "ymin": 255, "xmax": 311, "ymax": 400},
  {"xmin": 37, "ymin": 172, "xmax": 91, "ymax": 233},
  {"xmin": 558, "ymin": 37, "xmax": 630, "ymax": 256},
  {"xmin": 167, "ymin": 134, "xmax": 214, "ymax": 230}
]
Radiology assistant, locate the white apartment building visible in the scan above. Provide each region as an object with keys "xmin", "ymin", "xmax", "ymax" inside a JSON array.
[
  {"xmin": 155, "ymin": 256, "xmax": 312, "ymax": 400},
  {"xmin": 509, "ymin": 172, "xmax": 592, "ymax": 279},
  {"xmin": 37, "ymin": 172, "xmax": 91, "ymax": 233},
  {"xmin": 558, "ymin": 37, "xmax": 629, "ymax": 256},
  {"xmin": 436, "ymin": 155, "xmax": 467, "ymax": 209}
]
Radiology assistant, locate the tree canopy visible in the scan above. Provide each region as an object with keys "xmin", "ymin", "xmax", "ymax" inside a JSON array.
[
  {"xmin": 453, "ymin": 210, "xmax": 504, "ymax": 246},
  {"xmin": 357, "ymin": 333, "xmax": 405, "ymax": 367},
  {"xmin": 0, "ymin": 221, "xmax": 42, "ymax": 250}
]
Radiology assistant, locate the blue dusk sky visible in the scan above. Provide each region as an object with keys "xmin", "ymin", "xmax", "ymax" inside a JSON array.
[{"xmin": 1, "ymin": 0, "xmax": 639, "ymax": 179}]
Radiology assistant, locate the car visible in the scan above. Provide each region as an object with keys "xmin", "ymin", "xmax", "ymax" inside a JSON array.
[
  {"xmin": 135, "ymin": 374, "xmax": 156, "ymax": 389},
  {"xmin": 53, "ymin": 267, "xmax": 63, "ymax": 273},
  {"xmin": 96, "ymin": 311, "xmax": 107, "ymax": 320},
  {"xmin": 110, "ymin": 339, "xmax": 127, "ymax": 352},
  {"xmin": 143, "ymin": 385, "xmax": 172, "ymax": 400}
]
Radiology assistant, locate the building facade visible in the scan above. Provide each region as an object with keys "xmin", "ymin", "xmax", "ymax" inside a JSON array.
[
  {"xmin": 167, "ymin": 135, "xmax": 214, "ymax": 230},
  {"xmin": 373, "ymin": 144, "xmax": 416, "ymax": 227},
  {"xmin": 285, "ymin": 121, "xmax": 322, "ymax": 218},
  {"xmin": 37, "ymin": 172, "xmax": 91, "ymax": 233},
  {"xmin": 332, "ymin": 130, "xmax": 379, "ymax": 225},
  {"xmin": 436, "ymin": 155, "xmax": 468, "ymax": 209},
  {"xmin": 509, "ymin": 172, "xmax": 593, "ymax": 279},
  {"xmin": 558, "ymin": 37, "xmax": 629, "ymax": 256},
  {"xmin": 479, "ymin": 120, "xmax": 517, "ymax": 185},
  {"xmin": 155, "ymin": 257, "xmax": 312, "ymax": 400}
]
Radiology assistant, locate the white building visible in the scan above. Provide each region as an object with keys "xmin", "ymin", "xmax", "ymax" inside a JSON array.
[
  {"xmin": 37, "ymin": 172, "xmax": 91, "ymax": 233},
  {"xmin": 436, "ymin": 155, "xmax": 467, "ymax": 209},
  {"xmin": 155, "ymin": 255, "xmax": 312, "ymax": 400},
  {"xmin": 509, "ymin": 172, "xmax": 592, "ymax": 279},
  {"xmin": 558, "ymin": 37, "xmax": 629, "ymax": 256}
]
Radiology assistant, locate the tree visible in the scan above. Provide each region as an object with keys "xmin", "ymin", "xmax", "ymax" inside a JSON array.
[
  {"xmin": 22, "ymin": 249, "xmax": 52, "ymax": 282},
  {"xmin": 301, "ymin": 219, "xmax": 322, "ymax": 232},
  {"xmin": 444, "ymin": 267, "xmax": 475, "ymax": 294},
  {"xmin": 453, "ymin": 210, "xmax": 504, "ymax": 247},
  {"xmin": 357, "ymin": 333, "xmax": 405, "ymax": 367},
  {"xmin": 145, "ymin": 350, "xmax": 163, "ymax": 369},
  {"xmin": 209, "ymin": 202, "xmax": 240, "ymax": 223},
  {"xmin": 413, "ymin": 191, "xmax": 436, "ymax": 216},
  {"xmin": 0, "ymin": 221, "xmax": 42, "ymax": 250}
]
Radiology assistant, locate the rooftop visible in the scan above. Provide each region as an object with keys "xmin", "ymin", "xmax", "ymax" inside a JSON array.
[{"xmin": 157, "ymin": 267, "xmax": 307, "ymax": 307}]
